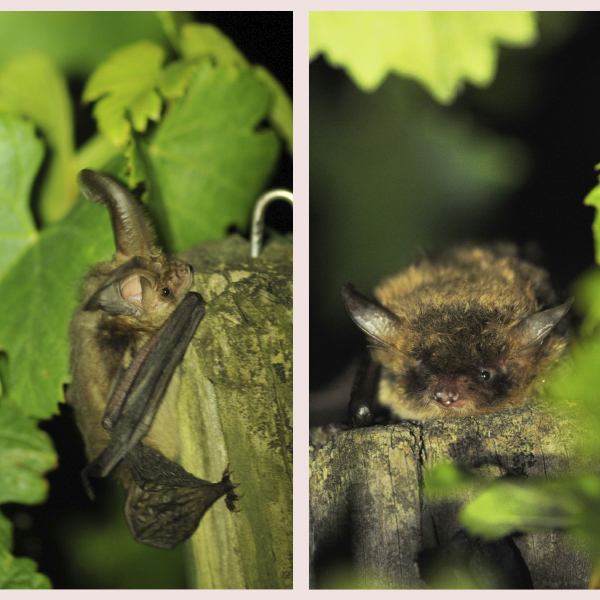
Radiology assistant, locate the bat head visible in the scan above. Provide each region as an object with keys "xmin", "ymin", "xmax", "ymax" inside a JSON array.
[
  {"xmin": 78, "ymin": 170, "xmax": 193, "ymax": 322},
  {"xmin": 342, "ymin": 283, "xmax": 571, "ymax": 419}
]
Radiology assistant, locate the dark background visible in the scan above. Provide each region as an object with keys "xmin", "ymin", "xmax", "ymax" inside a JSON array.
[
  {"xmin": 3, "ymin": 11, "xmax": 292, "ymax": 589},
  {"xmin": 310, "ymin": 12, "xmax": 600, "ymax": 424}
]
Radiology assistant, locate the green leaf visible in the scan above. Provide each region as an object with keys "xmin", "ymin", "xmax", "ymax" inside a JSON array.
[
  {"xmin": 253, "ymin": 65, "xmax": 293, "ymax": 155},
  {"xmin": 156, "ymin": 11, "xmax": 193, "ymax": 55},
  {"xmin": 460, "ymin": 475, "xmax": 600, "ymax": 548},
  {"xmin": 0, "ymin": 403, "xmax": 55, "ymax": 504},
  {"xmin": 83, "ymin": 41, "xmax": 168, "ymax": 147},
  {"xmin": 424, "ymin": 462, "xmax": 480, "ymax": 497},
  {"xmin": 84, "ymin": 40, "xmax": 200, "ymax": 151},
  {"xmin": 584, "ymin": 168, "xmax": 600, "ymax": 264},
  {"xmin": 180, "ymin": 22, "xmax": 249, "ymax": 66},
  {"xmin": 570, "ymin": 266, "xmax": 600, "ymax": 332},
  {"xmin": 0, "ymin": 12, "xmax": 169, "ymax": 77},
  {"xmin": 309, "ymin": 11, "xmax": 538, "ymax": 103},
  {"xmin": 146, "ymin": 60, "xmax": 280, "ymax": 251},
  {"xmin": 0, "ymin": 195, "xmax": 114, "ymax": 418},
  {"xmin": 0, "ymin": 114, "xmax": 43, "ymax": 282},
  {"xmin": 0, "ymin": 53, "xmax": 76, "ymax": 225},
  {"xmin": 180, "ymin": 23, "xmax": 292, "ymax": 155},
  {"xmin": 0, "ymin": 513, "xmax": 11, "ymax": 550},
  {"xmin": 0, "ymin": 546, "xmax": 51, "ymax": 589}
]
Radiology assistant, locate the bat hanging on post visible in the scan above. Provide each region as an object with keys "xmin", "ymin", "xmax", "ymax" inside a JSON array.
[
  {"xmin": 68, "ymin": 169, "xmax": 238, "ymax": 550},
  {"xmin": 342, "ymin": 244, "xmax": 572, "ymax": 427}
]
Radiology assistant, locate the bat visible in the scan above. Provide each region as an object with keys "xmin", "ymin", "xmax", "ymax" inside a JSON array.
[
  {"xmin": 342, "ymin": 244, "xmax": 572, "ymax": 426},
  {"xmin": 68, "ymin": 169, "xmax": 238, "ymax": 549}
]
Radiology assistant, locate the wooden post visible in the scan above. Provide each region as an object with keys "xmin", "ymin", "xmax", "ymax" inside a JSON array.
[
  {"xmin": 310, "ymin": 406, "xmax": 591, "ymax": 589},
  {"xmin": 177, "ymin": 235, "xmax": 292, "ymax": 588}
]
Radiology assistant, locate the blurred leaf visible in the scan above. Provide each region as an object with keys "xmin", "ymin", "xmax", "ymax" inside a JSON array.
[
  {"xmin": 570, "ymin": 266, "xmax": 600, "ymax": 332},
  {"xmin": 0, "ymin": 403, "xmax": 55, "ymax": 504},
  {"xmin": 0, "ymin": 512, "xmax": 10, "ymax": 550},
  {"xmin": 155, "ymin": 11, "xmax": 193, "ymax": 54},
  {"xmin": 0, "ymin": 12, "xmax": 169, "ymax": 77},
  {"xmin": 0, "ymin": 53, "xmax": 76, "ymax": 225},
  {"xmin": 146, "ymin": 60, "xmax": 280, "ymax": 251},
  {"xmin": 180, "ymin": 22, "xmax": 249, "ymax": 66},
  {"xmin": 424, "ymin": 462, "xmax": 480, "ymax": 497},
  {"xmin": 0, "ymin": 195, "xmax": 113, "ymax": 418},
  {"xmin": 0, "ymin": 508, "xmax": 50, "ymax": 588},
  {"xmin": 584, "ymin": 167, "xmax": 600, "ymax": 264},
  {"xmin": 254, "ymin": 65, "xmax": 293, "ymax": 155},
  {"xmin": 0, "ymin": 114, "xmax": 43, "ymax": 282},
  {"xmin": 460, "ymin": 475, "xmax": 600, "ymax": 551},
  {"xmin": 0, "ymin": 547, "xmax": 51, "ymax": 589},
  {"xmin": 309, "ymin": 11, "xmax": 538, "ymax": 103}
]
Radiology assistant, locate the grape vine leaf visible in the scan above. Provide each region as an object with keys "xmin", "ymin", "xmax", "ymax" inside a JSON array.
[
  {"xmin": 179, "ymin": 22, "xmax": 292, "ymax": 154},
  {"xmin": 83, "ymin": 40, "xmax": 198, "ymax": 148},
  {"xmin": 0, "ymin": 191, "xmax": 114, "ymax": 418},
  {"xmin": 145, "ymin": 60, "xmax": 280, "ymax": 252},
  {"xmin": 0, "ymin": 403, "xmax": 56, "ymax": 504},
  {"xmin": 0, "ymin": 114, "xmax": 43, "ymax": 282},
  {"xmin": 309, "ymin": 11, "xmax": 538, "ymax": 103}
]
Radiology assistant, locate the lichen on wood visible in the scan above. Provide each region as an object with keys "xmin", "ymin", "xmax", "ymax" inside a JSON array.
[
  {"xmin": 310, "ymin": 405, "xmax": 591, "ymax": 589},
  {"xmin": 176, "ymin": 234, "xmax": 292, "ymax": 589}
]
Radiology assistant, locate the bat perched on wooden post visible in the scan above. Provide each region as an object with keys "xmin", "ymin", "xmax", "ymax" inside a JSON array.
[
  {"xmin": 342, "ymin": 244, "xmax": 572, "ymax": 426},
  {"xmin": 68, "ymin": 169, "xmax": 238, "ymax": 550}
]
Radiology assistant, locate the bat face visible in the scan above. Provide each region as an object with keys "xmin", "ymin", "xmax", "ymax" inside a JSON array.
[
  {"xmin": 343, "ymin": 245, "xmax": 572, "ymax": 422},
  {"xmin": 68, "ymin": 170, "xmax": 237, "ymax": 549}
]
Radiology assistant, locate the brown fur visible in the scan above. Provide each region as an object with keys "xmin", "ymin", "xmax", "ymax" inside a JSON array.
[
  {"xmin": 68, "ymin": 171, "xmax": 192, "ymax": 463},
  {"xmin": 363, "ymin": 245, "xmax": 570, "ymax": 420}
]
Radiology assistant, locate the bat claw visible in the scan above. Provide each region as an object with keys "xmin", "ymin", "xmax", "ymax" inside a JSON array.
[{"xmin": 220, "ymin": 466, "xmax": 242, "ymax": 512}]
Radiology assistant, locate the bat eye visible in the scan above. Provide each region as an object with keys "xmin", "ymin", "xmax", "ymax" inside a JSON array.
[
  {"xmin": 161, "ymin": 287, "xmax": 171, "ymax": 297},
  {"xmin": 479, "ymin": 369, "xmax": 491, "ymax": 381}
]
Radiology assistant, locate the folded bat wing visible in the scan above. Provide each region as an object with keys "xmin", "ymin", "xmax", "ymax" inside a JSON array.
[{"xmin": 81, "ymin": 291, "xmax": 238, "ymax": 548}]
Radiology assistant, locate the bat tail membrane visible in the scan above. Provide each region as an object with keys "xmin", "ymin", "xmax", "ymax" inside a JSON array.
[{"xmin": 124, "ymin": 443, "xmax": 239, "ymax": 550}]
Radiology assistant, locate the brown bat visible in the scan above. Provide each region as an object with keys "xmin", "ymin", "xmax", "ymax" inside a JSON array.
[
  {"xmin": 68, "ymin": 169, "xmax": 238, "ymax": 549},
  {"xmin": 342, "ymin": 244, "xmax": 572, "ymax": 426}
]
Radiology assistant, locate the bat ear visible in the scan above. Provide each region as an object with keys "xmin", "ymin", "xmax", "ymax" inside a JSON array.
[
  {"xmin": 342, "ymin": 283, "xmax": 404, "ymax": 348},
  {"xmin": 84, "ymin": 257, "xmax": 154, "ymax": 317},
  {"xmin": 509, "ymin": 298, "xmax": 573, "ymax": 354},
  {"xmin": 78, "ymin": 169, "xmax": 155, "ymax": 260}
]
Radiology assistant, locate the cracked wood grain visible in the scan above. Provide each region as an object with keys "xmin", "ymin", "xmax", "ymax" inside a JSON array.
[
  {"xmin": 177, "ymin": 234, "xmax": 292, "ymax": 589},
  {"xmin": 310, "ymin": 405, "xmax": 591, "ymax": 588}
]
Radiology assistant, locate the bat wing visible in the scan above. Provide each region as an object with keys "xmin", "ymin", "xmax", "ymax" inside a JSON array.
[
  {"xmin": 123, "ymin": 443, "xmax": 238, "ymax": 550},
  {"xmin": 82, "ymin": 292, "xmax": 206, "ymax": 496}
]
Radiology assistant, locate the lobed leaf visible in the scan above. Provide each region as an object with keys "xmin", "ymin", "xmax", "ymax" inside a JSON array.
[
  {"xmin": 0, "ymin": 195, "xmax": 114, "ymax": 418},
  {"xmin": 0, "ymin": 403, "xmax": 56, "ymax": 504},
  {"xmin": 83, "ymin": 41, "xmax": 168, "ymax": 147},
  {"xmin": 146, "ymin": 60, "xmax": 280, "ymax": 251},
  {"xmin": 0, "ymin": 547, "xmax": 51, "ymax": 589},
  {"xmin": 309, "ymin": 11, "xmax": 538, "ymax": 103}
]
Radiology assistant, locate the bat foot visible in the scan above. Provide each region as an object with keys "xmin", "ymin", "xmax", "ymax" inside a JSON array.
[{"xmin": 220, "ymin": 465, "xmax": 241, "ymax": 512}]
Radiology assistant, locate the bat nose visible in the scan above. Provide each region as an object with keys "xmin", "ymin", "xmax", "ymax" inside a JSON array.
[
  {"xmin": 433, "ymin": 389, "xmax": 460, "ymax": 405},
  {"xmin": 431, "ymin": 376, "xmax": 461, "ymax": 406}
]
